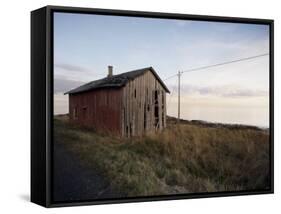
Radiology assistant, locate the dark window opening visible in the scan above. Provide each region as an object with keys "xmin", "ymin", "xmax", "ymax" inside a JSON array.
[
  {"xmin": 154, "ymin": 89, "xmax": 159, "ymax": 128},
  {"xmin": 154, "ymin": 90, "xmax": 158, "ymax": 105},
  {"xmin": 134, "ymin": 89, "xmax": 136, "ymax": 98},
  {"xmin": 154, "ymin": 106, "xmax": 159, "ymax": 118}
]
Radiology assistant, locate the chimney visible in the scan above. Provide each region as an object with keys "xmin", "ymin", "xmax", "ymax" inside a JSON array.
[{"xmin": 108, "ymin": 65, "xmax": 113, "ymax": 77}]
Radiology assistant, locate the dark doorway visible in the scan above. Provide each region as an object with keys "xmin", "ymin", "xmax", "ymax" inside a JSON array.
[{"xmin": 154, "ymin": 90, "xmax": 159, "ymax": 128}]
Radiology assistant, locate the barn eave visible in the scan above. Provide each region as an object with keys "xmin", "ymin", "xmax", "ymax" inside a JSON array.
[{"xmin": 64, "ymin": 66, "xmax": 170, "ymax": 95}]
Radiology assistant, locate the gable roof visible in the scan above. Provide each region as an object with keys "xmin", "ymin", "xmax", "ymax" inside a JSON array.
[{"xmin": 65, "ymin": 67, "xmax": 170, "ymax": 95}]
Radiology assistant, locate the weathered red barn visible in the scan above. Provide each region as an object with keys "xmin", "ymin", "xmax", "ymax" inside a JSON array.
[{"xmin": 65, "ymin": 66, "xmax": 170, "ymax": 137}]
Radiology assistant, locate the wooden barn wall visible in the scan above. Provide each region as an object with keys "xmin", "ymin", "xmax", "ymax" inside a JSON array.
[
  {"xmin": 122, "ymin": 70, "xmax": 167, "ymax": 137},
  {"xmin": 69, "ymin": 88, "xmax": 122, "ymax": 134}
]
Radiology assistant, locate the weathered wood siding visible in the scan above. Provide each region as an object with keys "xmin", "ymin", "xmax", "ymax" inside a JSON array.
[
  {"xmin": 69, "ymin": 88, "xmax": 122, "ymax": 134},
  {"xmin": 68, "ymin": 69, "xmax": 167, "ymax": 137},
  {"xmin": 121, "ymin": 70, "xmax": 167, "ymax": 137}
]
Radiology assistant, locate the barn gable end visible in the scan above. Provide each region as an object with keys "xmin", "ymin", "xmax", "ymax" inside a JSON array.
[{"xmin": 121, "ymin": 69, "xmax": 167, "ymax": 137}]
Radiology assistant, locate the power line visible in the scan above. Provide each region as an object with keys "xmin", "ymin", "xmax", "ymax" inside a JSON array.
[
  {"xmin": 164, "ymin": 52, "xmax": 269, "ymax": 122},
  {"xmin": 167, "ymin": 78, "xmax": 177, "ymax": 109},
  {"xmin": 164, "ymin": 74, "xmax": 178, "ymax": 81},
  {"xmin": 163, "ymin": 53, "xmax": 269, "ymax": 81},
  {"xmin": 182, "ymin": 53, "xmax": 269, "ymax": 74}
]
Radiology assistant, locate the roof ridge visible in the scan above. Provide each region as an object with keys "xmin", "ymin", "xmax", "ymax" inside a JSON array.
[{"xmin": 65, "ymin": 66, "xmax": 170, "ymax": 94}]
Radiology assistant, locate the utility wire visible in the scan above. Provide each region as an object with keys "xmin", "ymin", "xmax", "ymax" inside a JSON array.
[
  {"xmin": 182, "ymin": 53, "xmax": 269, "ymax": 74},
  {"xmin": 167, "ymin": 78, "xmax": 177, "ymax": 108},
  {"xmin": 163, "ymin": 52, "xmax": 269, "ymax": 122},
  {"xmin": 164, "ymin": 74, "xmax": 178, "ymax": 81},
  {"xmin": 163, "ymin": 53, "xmax": 269, "ymax": 81}
]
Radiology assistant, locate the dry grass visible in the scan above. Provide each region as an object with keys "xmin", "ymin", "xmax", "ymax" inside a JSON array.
[{"xmin": 54, "ymin": 116, "xmax": 270, "ymax": 197}]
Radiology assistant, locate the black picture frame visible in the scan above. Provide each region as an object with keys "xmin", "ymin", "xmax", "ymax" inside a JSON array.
[{"xmin": 31, "ymin": 5, "xmax": 274, "ymax": 208}]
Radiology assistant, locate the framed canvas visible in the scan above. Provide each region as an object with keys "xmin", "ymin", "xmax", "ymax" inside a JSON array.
[{"xmin": 31, "ymin": 5, "xmax": 274, "ymax": 207}]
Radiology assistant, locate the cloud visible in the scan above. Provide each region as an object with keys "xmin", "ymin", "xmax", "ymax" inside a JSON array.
[
  {"xmin": 168, "ymin": 84, "xmax": 268, "ymax": 98},
  {"xmin": 172, "ymin": 29, "xmax": 269, "ymax": 71},
  {"xmin": 55, "ymin": 63, "xmax": 89, "ymax": 72},
  {"xmin": 54, "ymin": 62, "xmax": 107, "ymax": 82},
  {"xmin": 54, "ymin": 77, "xmax": 85, "ymax": 94},
  {"xmin": 221, "ymin": 89, "xmax": 268, "ymax": 97}
]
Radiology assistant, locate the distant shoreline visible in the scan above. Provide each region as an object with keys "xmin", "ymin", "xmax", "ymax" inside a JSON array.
[
  {"xmin": 54, "ymin": 113, "xmax": 269, "ymax": 131},
  {"xmin": 167, "ymin": 115, "xmax": 269, "ymax": 131}
]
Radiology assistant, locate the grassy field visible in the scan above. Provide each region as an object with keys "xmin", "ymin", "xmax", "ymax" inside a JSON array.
[{"xmin": 54, "ymin": 115, "xmax": 270, "ymax": 197}]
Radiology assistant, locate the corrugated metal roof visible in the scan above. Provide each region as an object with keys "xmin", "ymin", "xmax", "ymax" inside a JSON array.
[{"xmin": 65, "ymin": 67, "xmax": 170, "ymax": 95}]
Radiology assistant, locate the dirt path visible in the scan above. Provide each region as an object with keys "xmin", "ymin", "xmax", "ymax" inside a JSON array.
[{"xmin": 53, "ymin": 142, "xmax": 121, "ymax": 202}]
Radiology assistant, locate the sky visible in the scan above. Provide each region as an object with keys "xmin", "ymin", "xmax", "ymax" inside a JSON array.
[{"xmin": 54, "ymin": 12, "xmax": 270, "ymax": 127}]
